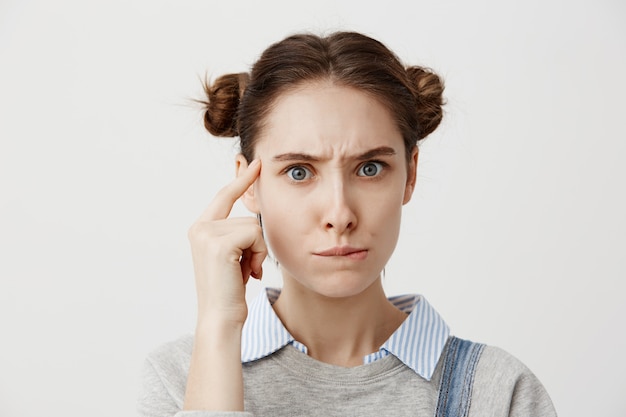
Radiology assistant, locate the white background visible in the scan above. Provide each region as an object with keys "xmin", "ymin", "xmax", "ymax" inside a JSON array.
[{"xmin": 1, "ymin": 0, "xmax": 624, "ymax": 416}]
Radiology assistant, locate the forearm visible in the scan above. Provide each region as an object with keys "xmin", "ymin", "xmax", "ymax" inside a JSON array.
[
  {"xmin": 184, "ymin": 320, "xmax": 245, "ymax": 411},
  {"xmin": 181, "ymin": 159, "xmax": 263, "ymax": 413}
]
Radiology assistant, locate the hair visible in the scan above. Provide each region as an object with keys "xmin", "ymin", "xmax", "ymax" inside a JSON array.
[{"xmin": 201, "ymin": 31, "xmax": 445, "ymax": 162}]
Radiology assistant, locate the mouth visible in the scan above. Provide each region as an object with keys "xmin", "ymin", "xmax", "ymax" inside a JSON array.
[{"xmin": 313, "ymin": 246, "xmax": 368, "ymax": 260}]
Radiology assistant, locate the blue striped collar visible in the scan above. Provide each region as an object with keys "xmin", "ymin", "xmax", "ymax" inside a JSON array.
[{"xmin": 241, "ymin": 288, "xmax": 450, "ymax": 381}]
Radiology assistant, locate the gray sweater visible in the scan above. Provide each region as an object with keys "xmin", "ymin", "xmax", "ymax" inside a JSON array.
[{"xmin": 138, "ymin": 334, "xmax": 556, "ymax": 417}]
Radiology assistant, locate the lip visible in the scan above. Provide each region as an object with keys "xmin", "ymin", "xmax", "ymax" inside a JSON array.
[{"xmin": 314, "ymin": 246, "xmax": 368, "ymax": 259}]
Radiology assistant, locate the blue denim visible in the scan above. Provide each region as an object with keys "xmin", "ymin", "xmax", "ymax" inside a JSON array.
[{"xmin": 435, "ymin": 337, "xmax": 486, "ymax": 417}]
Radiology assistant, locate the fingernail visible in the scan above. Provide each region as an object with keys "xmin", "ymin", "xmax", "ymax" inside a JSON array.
[{"xmin": 249, "ymin": 159, "xmax": 260, "ymax": 168}]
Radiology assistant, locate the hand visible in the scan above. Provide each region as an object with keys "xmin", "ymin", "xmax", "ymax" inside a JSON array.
[{"xmin": 187, "ymin": 159, "xmax": 266, "ymax": 327}]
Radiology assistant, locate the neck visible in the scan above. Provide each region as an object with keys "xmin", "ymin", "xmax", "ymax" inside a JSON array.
[{"xmin": 272, "ymin": 276, "xmax": 407, "ymax": 367}]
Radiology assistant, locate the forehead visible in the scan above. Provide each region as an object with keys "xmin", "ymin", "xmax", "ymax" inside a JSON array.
[{"xmin": 255, "ymin": 81, "xmax": 404, "ymax": 158}]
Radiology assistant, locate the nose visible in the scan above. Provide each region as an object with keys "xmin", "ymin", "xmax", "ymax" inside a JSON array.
[{"xmin": 320, "ymin": 178, "xmax": 357, "ymax": 234}]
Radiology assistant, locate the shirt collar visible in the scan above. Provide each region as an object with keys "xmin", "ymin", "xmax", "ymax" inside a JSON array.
[{"xmin": 241, "ymin": 287, "xmax": 450, "ymax": 381}]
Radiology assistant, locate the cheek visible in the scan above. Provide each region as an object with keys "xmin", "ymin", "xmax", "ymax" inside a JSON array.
[
  {"xmin": 255, "ymin": 182, "xmax": 309, "ymax": 255},
  {"xmin": 374, "ymin": 202, "xmax": 403, "ymax": 238},
  {"xmin": 257, "ymin": 183, "xmax": 298, "ymax": 221},
  {"xmin": 364, "ymin": 189, "xmax": 405, "ymax": 245},
  {"xmin": 260, "ymin": 208, "xmax": 310, "ymax": 269}
]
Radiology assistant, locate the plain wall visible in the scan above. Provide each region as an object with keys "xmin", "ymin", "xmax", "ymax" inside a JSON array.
[{"xmin": 1, "ymin": 0, "xmax": 625, "ymax": 415}]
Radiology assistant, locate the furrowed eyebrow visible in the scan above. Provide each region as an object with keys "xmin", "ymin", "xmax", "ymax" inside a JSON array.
[
  {"xmin": 271, "ymin": 146, "xmax": 397, "ymax": 162},
  {"xmin": 272, "ymin": 153, "xmax": 319, "ymax": 162},
  {"xmin": 355, "ymin": 146, "xmax": 396, "ymax": 160}
]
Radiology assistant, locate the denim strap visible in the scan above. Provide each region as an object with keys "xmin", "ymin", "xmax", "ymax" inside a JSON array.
[{"xmin": 434, "ymin": 336, "xmax": 485, "ymax": 417}]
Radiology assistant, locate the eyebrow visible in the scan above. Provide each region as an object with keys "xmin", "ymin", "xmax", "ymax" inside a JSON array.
[{"xmin": 272, "ymin": 146, "xmax": 397, "ymax": 162}]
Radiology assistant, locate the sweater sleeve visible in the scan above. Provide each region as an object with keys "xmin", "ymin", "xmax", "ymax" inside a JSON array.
[
  {"xmin": 508, "ymin": 371, "xmax": 557, "ymax": 417},
  {"xmin": 137, "ymin": 336, "xmax": 253, "ymax": 417},
  {"xmin": 469, "ymin": 346, "xmax": 557, "ymax": 417}
]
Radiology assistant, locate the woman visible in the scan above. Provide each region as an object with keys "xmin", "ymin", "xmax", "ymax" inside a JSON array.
[{"xmin": 139, "ymin": 31, "xmax": 556, "ymax": 417}]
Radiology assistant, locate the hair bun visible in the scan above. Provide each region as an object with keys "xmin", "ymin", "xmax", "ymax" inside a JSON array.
[
  {"xmin": 406, "ymin": 66, "xmax": 445, "ymax": 140},
  {"xmin": 201, "ymin": 72, "xmax": 249, "ymax": 137}
]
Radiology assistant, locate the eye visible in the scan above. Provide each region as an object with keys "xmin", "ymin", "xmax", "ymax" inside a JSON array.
[
  {"xmin": 286, "ymin": 165, "xmax": 313, "ymax": 181},
  {"xmin": 357, "ymin": 161, "xmax": 384, "ymax": 177}
]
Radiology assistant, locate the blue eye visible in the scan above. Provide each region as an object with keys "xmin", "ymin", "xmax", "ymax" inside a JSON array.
[
  {"xmin": 286, "ymin": 166, "xmax": 313, "ymax": 181},
  {"xmin": 357, "ymin": 162, "xmax": 383, "ymax": 177}
]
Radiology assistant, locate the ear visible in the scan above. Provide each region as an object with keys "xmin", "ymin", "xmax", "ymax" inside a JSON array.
[
  {"xmin": 402, "ymin": 146, "xmax": 418, "ymax": 205},
  {"xmin": 235, "ymin": 154, "xmax": 260, "ymax": 214}
]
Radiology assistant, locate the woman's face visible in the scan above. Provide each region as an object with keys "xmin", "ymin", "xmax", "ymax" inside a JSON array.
[{"xmin": 242, "ymin": 81, "xmax": 417, "ymax": 299}]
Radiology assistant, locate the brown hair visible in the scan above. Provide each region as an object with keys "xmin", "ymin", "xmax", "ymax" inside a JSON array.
[{"xmin": 201, "ymin": 31, "xmax": 444, "ymax": 162}]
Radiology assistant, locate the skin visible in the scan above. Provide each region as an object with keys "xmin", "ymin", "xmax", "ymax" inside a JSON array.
[{"xmin": 184, "ymin": 81, "xmax": 418, "ymax": 411}]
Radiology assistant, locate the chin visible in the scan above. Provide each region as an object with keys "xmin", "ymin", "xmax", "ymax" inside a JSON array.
[{"xmin": 290, "ymin": 269, "xmax": 381, "ymax": 300}]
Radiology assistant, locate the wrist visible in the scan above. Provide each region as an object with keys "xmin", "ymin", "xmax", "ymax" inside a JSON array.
[{"xmin": 195, "ymin": 315, "xmax": 245, "ymax": 341}]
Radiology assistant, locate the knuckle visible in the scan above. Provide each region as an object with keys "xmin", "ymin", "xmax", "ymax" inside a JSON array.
[
  {"xmin": 187, "ymin": 221, "xmax": 213, "ymax": 242},
  {"xmin": 187, "ymin": 222, "xmax": 202, "ymax": 239}
]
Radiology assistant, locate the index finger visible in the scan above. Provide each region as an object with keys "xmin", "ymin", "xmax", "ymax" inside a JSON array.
[{"xmin": 199, "ymin": 159, "xmax": 261, "ymax": 221}]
